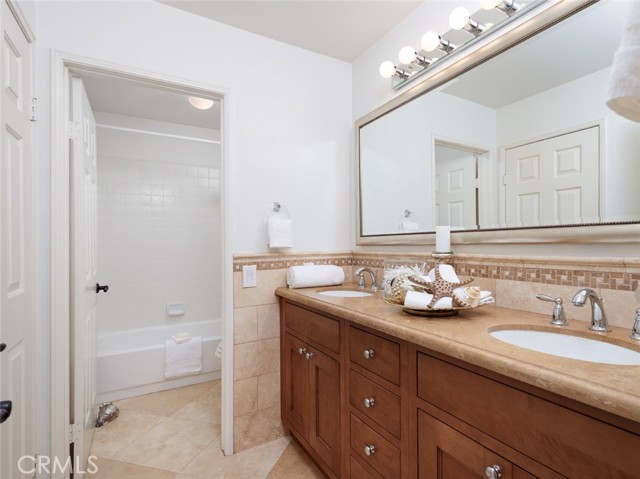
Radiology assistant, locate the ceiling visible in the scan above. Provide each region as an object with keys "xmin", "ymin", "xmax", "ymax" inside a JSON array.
[{"xmin": 157, "ymin": 0, "xmax": 424, "ymax": 62}]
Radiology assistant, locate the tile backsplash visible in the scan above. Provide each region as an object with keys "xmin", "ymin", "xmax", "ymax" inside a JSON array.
[{"xmin": 232, "ymin": 250, "xmax": 640, "ymax": 451}]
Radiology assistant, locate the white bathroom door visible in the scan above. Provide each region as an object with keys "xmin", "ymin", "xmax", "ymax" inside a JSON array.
[
  {"xmin": 0, "ymin": 2, "xmax": 37, "ymax": 478},
  {"xmin": 70, "ymin": 76, "xmax": 99, "ymax": 475},
  {"xmin": 504, "ymin": 127, "xmax": 600, "ymax": 227},
  {"xmin": 435, "ymin": 154, "xmax": 477, "ymax": 229}
]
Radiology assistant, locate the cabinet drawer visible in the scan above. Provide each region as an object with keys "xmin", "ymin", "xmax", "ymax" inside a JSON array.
[
  {"xmin": 284, "ymin": 302, "xmax": 340, "ymax": 354},
  {"xmin": 349, "ymin": 327, "xmax": 400, "ymax": 385},
  {"xmin": 350, "ymin": 414, "xmax": 401, "ymax": 479},
  {"xmin": 349, "ymin": 370, "xmax": 401, "ymax": 438},
  {"xmin": 417, "ymin": 353, "xmax": 640, "ymax": 479},
  {"xmin": 350, "ymin": 456, "xmax": 376, "ymax": 479}
]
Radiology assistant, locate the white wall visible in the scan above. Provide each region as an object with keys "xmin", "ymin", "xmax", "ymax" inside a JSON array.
[
  {"xmin": 97, "ymin": 115, "xmax": 221, "ymax": 334},
  {"xmin": 36, "ymin": 0, "xmax": 352, "ymax": 254}
]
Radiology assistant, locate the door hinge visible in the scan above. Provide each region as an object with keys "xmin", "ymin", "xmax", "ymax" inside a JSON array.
[
  {"xmin": 32, "ymin": 453, "xmax": 40, "ymax": 479},
  {"xmin": 30, "ymin": 97, "xmax": 37, "ymax": 122},
  {"xmin": 67, "ymin": 121, "xmax": 81, "ymax": 140},
  {"xmin": 69, "ymin": 423, "xmax": 81, "ymax": 443},
  {"xmin": 502, "ymin": 174, "xmax": 509, "ymax": 186}
]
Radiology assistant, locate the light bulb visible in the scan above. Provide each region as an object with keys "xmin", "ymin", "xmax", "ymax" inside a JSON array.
[
  {"xmin": 379, "ymin": 61, "xmax": 396, "ymax": 79},
  {"xmin": 479, "ymin": 0, "xmax": 502, "ymax": 9},
  {"xmin": 398, "ymin": 46, "xmax": 417, "ymax": 65},
  {"xmin": 421, "ymin": 31, "xmax": 441, "ymax": 52},
  {"xmin": 449, "ymin": 6, "xmax": 470, "ymax": 30},
  {"xmin": 188, "ymin": 96, "xmax": 214, "ymax": 110}
]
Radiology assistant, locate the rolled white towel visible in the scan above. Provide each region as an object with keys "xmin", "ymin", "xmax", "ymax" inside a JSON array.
[
  {"xmin": 428, "ymin": 264, "xmax": 460, "ymax": 283},
  {"xmin": 404, "ymin": 290, "xmax": 453, "ymax": 310},
  {"xmin": 267, "ymin": 217, "xmax": 293, "ymax": 248},
  {"xmin": 607, "ymin": 2, "xmax": 640, "ymax": 122},
  {"xmin": 287, "ymin": 264, "xmax": 345, "ymax": 289}
]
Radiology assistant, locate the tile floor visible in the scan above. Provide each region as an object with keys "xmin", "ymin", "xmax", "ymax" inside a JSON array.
[{"xmin": 89, "ymin": 380, "xmax": 324, "ymax": 478}]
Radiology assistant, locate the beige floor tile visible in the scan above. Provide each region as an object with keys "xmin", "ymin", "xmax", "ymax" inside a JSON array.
[
  {"xmin": 87, "ymin": 457, "xmax": 176, "ymax": 479},
  {"xmin": 266, "ymin": 440, "xmax": 324, "ymax": 479},
  {"xmin": 91, "ymin": 410, "xmax": 166, "ymax": 458},
  {"xmin": 112, "ymin": 417, "xmax": 220, "ymax": 472},
  {"xmin": 122, "ymin": 382, "xmax": 213, "ymax": 417},
  {"xmin": 172, "ymin": 380, "xmax": 221, "ymax": 424},
  {"xmin": 180, "ymin": 436, "xmax": 290, "ymax": 479}
]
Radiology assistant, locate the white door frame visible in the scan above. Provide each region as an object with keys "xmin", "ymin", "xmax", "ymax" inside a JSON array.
[{"xmin": 50, "ymin": 51, "xmax": 235, "ymax": 470}]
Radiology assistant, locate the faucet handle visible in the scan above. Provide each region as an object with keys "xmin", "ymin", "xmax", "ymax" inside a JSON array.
[
  {"xmin": 536, "ymin": 294, "xmax": 568, "ymax": 326},
  {"xmin": 631, "ymin": 308, "xmax": 640, "ymax": 340}
]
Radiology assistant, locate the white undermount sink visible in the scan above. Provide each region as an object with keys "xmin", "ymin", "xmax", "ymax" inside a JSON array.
[
  {"xmin": 318, "ymin": 290, "xmax": 373, "ymax": 298},
  {"xmin": 490, "ymin": 329, "xmax": 640, "ymax": 366}
]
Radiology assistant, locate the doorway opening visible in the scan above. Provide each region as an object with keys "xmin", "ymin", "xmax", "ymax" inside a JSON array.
[{"xmin": 50, "ymin": 53, "xmax": 234, "ymax": 472}]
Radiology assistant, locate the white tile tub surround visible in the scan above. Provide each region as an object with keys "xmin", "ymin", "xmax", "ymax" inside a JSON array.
[{"xmin": 97, "ymin": 155, "xmax": 221, "ymax": 333}]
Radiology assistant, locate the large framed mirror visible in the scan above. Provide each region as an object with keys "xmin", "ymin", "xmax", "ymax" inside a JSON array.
[{"xmin": 356, "ymin": 0, "xmax": 640, "ymax": 245}]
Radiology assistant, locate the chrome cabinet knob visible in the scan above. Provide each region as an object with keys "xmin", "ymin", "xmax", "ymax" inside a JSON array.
[
  {"xmin": 363, "ymin": 349, "xmax": 375, "ymax": 359},
  {"xmin": 485, "ymin": 465, "xmax": 502, "ymax": 479},
  {"xmin": 305, "ymin": 351, "xmax": 314, "ymax": 360},
  {"xmin": 298, "ymin": 347, "xmax": 307, "ymax": 355},
  {"xmin": 364, "ymin": 444, "xmax": 375, "ymax": 456},
  {"xmin": 363, "ymin": 397, "xmax": 375, "ymax": 408}
]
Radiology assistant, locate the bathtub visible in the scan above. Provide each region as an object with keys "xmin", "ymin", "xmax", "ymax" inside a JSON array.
[{"xmin": 96, "ymin": 319, "xmax": 221, "ymax": 403}]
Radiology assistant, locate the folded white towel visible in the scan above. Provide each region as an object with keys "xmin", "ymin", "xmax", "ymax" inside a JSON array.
[
  {"xmin": 287, "ymin": 264, "xmax": 345, "ymax": 289},
  {"xmin": 267, "ymin": 217, "xmax": 293, "ymax": 248},
  {"xmin": 400, "ymin": 219, "xmax": 419, "ymax": 232},
  {"xmin": 165, "ymin": 336, "xmax": 202, "ymax": 378},
  {"xmin": 607, "ymin": 2, "xmax": 640, "ymax": 122}
]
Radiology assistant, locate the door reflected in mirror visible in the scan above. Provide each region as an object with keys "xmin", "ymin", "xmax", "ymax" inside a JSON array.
[{"xmin": 358, "ymin": 0, "xmax": 640, "ymax": 239}]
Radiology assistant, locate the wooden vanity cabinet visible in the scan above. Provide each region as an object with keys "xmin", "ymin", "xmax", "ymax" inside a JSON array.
[
  {"xmin": 279, "ymin": 296, "xmax": 640, "ymax": 479},
  {"xmin": 281, "ymin": 301, "xmax": 342, "ymax": 477}
]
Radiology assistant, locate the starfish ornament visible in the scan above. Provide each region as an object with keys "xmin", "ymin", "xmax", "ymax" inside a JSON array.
[{"xmin": 408, "ymin": 264, "xmax": 474, "ymax": 309}]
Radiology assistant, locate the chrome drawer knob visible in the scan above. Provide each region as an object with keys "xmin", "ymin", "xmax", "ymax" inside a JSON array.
[
  {"xmin": 363, "ymin": 397, "xmax": 375, "ymax": 408},
  {"xmin": 305, "ymin": 351, "xmax": 314, "ymax": 360},
  {"xmin": 364, "ymin": 444, "xmax": 375, "ymax": 456},
  {"xmin": 298, "ymin": 347, "xmax": 307, "ymax": 355},
  {"xmin": 363, "ymin": 348, "xmax": 375, "ymax": 359},
  {"xmin": 485, "ymin": 465, "xmax": 502, "ymax": 479}
]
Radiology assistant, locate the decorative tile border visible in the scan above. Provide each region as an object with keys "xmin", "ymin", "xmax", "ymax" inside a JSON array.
[{"xmin": 233, "ymin": 252, "xmax": 639, "ymax": 292}]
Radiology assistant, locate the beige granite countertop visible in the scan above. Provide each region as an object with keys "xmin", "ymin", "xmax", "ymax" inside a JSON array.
[{"xmin": 276, "ymin": 285, "xmax": 640, "ymax": 424}]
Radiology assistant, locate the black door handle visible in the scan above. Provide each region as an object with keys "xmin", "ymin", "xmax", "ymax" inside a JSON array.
[
  {"xmin": 96, "ymin": 283, "xmax": 109, "ymax": 294},
  {"xmin": 0, "ymin": 401, "xmax": 12, "ymax": 424},
  {"xmin": 0, "ymin": 343, "xmax": 6, "ymax": 353}
]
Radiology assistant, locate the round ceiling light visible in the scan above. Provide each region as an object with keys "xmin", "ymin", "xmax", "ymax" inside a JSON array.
[{"xmin": 188, "ymin": 96, "xmax": 214, "ymax": 110}]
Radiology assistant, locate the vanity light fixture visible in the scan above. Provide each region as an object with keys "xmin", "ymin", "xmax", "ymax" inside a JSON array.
[
  {"xmin": 421, "ymin": 31, "xmax": 458, "ymax": 53},
  {"xmin": 188, "ymin": 96, "xmax": 214, "ymax": 110},
  {"xmin": 379, "ymin": 60, "xmax": 409, "ymax": 79},
  {"xmin": 380, "ymin": 0, "xmax": 535, "ymax": 88},
  {"xmin": 480, "ymin": 0, "xmax": 521, "ymax": 16},
  {"xmin": 449, "ymin": 6, "xmax": 487, "ymax": 36},
  {"xmin": 398, "ymin": 45, "xmax": 433, "ymax": 68}
]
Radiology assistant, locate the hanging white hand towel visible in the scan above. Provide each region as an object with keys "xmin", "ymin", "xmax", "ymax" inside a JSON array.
[
  {"xmin": 607, "ymin": 1, "xmax": 640, "ymax": 122},
  {"xmin": 165, "ymin": 336, "xmax": 203, "ymax": 378},
  {"xmin": 268, "ymin": 217, "xmax": 293, "ymax": 248}
]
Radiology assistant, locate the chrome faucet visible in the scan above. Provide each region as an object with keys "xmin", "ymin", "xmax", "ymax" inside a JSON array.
[
  {"xmin": 354, "ymin": 267, "xmax": 378, "ymax": 292},
  {"xmin": 571, "ymin": 288, "xmax": 610, "ymax": 332}
]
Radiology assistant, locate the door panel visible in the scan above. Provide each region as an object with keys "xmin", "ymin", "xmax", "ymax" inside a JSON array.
[
  {"xmin": 70, "ymin": 76, "xmax": 99, "ymax": 474},
  {"xmin": 0, "ymin": 3, "xmax": 35, "ymax": 478},
  {"xmin": 284, "ymin": 333, "xmax": 309, "ymax": 438},
  {"xmin": 505, "ymin": 127, "xmax": 599, "ymax": 226},
  {"xmin": 309, "ymin": 348, "xmax": 340, "ymax": 474},
  {"xmin": 435, "ymin": 154, "xmax": 477, "ymax": 230}
]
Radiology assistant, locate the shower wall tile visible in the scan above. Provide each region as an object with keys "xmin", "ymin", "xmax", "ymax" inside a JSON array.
[{"xmin": 97, "ymin": 156, "xmax": 221, "ymax": 333}]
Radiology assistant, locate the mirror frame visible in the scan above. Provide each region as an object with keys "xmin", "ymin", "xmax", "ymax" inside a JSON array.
[{"xmin": 356, "ymin": 0, "xmax": 640, "ymax": 245}]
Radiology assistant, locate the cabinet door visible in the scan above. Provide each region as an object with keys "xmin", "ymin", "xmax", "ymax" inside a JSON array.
[
  {"xmin": 309, "ymin": 347, "xmax": 341, "ymax": 475},
  {"xmin": 284, "ymin": 333, "xmax": 309, "ymax": 437},
  {"xmin": 418, "ymin": 411, "xmax": 515, "ymax": 479}
]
